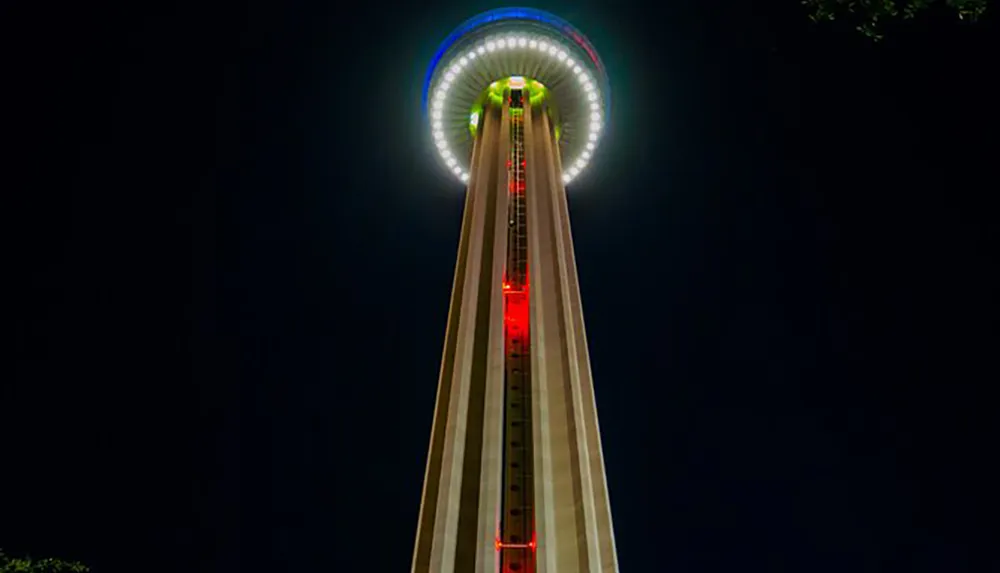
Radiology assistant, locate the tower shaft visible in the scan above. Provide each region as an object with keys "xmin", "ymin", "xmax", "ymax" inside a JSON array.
[{"xmin": 414, "ymin": 92, "xmax": 618, "ymax": 573}]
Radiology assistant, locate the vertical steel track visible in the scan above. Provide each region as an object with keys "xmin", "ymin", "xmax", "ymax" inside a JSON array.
[{"xmin": 498, "ymin": 87, "xmax": 536, "ymax": 573}]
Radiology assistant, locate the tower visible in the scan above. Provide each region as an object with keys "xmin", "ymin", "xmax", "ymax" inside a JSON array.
[{"xmin": 414, "ymin": 9, "xmax": 618, "ymax": 573}]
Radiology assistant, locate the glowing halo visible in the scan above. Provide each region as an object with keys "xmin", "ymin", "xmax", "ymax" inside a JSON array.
[{"xmin": 425, "ymin": 8, "xmax": 609, "ymax": 185}]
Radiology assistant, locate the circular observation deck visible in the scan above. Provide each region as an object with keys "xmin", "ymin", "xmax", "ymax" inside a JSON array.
[{"xmin": 425, "ymin": 8, "xmax": 610, "ymax": 185}]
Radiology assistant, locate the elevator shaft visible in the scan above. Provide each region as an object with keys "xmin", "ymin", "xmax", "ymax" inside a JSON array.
[{"xmin": 498, "ymin": 89, "xmax": 535, "ymax": 573}]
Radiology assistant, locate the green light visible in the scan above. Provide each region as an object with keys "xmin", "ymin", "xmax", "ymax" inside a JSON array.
[
  {"xmin": 468, "ymin": 103, "xmax": 483, "ymax": 137},
  {"xmin": 528, "ymin": 80, "xmax": 548, "ymax": 106},
  {"xmin": 487, "ymin": 80, "xmax": 505, "ymax": 107},
  {"xmin": 467, "ymin": 77, "xmax": 559, "ymax": 137}
]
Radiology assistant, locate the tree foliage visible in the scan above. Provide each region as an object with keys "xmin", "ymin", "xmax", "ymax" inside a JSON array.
[
  {"xmin": 803, "ymin": 0, "xmax": 987, "ymax": 39},
  {"xmin": 0, "ymin": 551, "xmax": 89, "ymax": 573}
]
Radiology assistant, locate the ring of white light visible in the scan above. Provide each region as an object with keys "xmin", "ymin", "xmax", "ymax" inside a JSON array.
[{"xmin": 428, "ymin": 31, "xmax": 607, "ymax": 186}]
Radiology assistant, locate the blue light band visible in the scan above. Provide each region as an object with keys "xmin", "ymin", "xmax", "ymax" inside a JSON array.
[{"xmin": 422, "ymin": 8, "xmax": 609, "ymax": 120}]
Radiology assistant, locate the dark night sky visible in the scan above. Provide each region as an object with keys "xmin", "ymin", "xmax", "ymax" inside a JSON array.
[{"xmin": 4, "ymin": 0, "xmax": 998, "ymax": 571}]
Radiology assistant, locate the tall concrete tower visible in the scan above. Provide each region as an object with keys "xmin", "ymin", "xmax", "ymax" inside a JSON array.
[{"xmin": 414, "ymin": 9, "xmax": 617, "ymax": 573}]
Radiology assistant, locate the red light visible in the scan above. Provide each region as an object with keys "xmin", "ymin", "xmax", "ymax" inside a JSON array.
[
  {"xmin": 496, "ymin": 542, "xmax": 532, "ymax": 549},
  {"xmin": 570, "ymin": 30, "xmax": 602, "ymax": 70}
]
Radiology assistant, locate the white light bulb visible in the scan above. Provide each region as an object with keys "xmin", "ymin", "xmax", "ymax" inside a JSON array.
[
  {"xmin": 468, "ymin": 51, "xmax": 477, "ymax": 59},
  {"xmin": 436, "ymin": 139, "xmax": 446, "ymax": 149},
  {"xmin": 590, "ymin": 101, "xmax": 600, "ymax": 111},
  {"xmin": 591, "ymin": 121, "xmax": 601, "ymax": 132},
  {"xmin": 459, "ymin": 57, "xmax": 467, "ymax": 66},
  {"xmin": 518, "ymin": 37, "xmax": 527, "ymax": 47},
  {"xmin": 557, "ymin": 50, "xmax": 567, "ymax": 61},
  {"xmin": 589, "ymin": 132, "xmax": 598, "ymax": 141},
  {"xmin": 487, "ymin": 41, "xmax": 496, "ymax": 51},
  {"xmin": 446, "ymin": 157, "xmax": 456, "ymax": 167},
  {"xmin": 497, "ymin": 39, "xmax": 506, "ymax": 49},
  {"xmin": 548, "ymin": 45, "xmax": 558, "ymax": 55},
  {"xmin": 573, "ymin": 65, "xmax": 581, "ymax": 74},
  {"xmin": 432, "ymin": 110, "xmax": 442, "ymax": 120},
  {"xmin": 432, "ymin": 120, "xmax": 442, "ymax": 130},
  {"xmin": 588, "ymin": 91, "xmax": 598, "ymax": 101},
  {"xmin": 433, "ymin": 99, "xmax": 443, "ymax": 110},
  {"xmin": 529, "ymin": 39, "xmax": 538, "ymax": 49},
  {"xmin": 538, "ymin": 41, "xmax": 548, "ymax": 52},
  {"xmin": 507, "ymin": 36, "xmax": 517, "ymax": 47},
  {"xmin": 575, "ymin": 160, "xmax": 586, "ymax": 170},
  {"xmin": 433, "ymin": 130, "xmax": 444, "ymax": 141},
  {"xmin": 450, "ymin": 66, "xmax": 460, "ymax": 75},
  {"xmin": 586, "ymin": 142, "xmax": 596, "ymax": 151},
  {"xmin": 591, "ymin": 112, "xmax": 601, "ymax": 122},
  {"xmin": 460, "ymin": 172, "xmax": 469, "ymax": 182},
  {"xmin": 477, "ymin": 46, "xmax": 485, "ymax": 54},
  {"xmin": 582, "ymin": 151, "xmax": 591, "ymax": 160},
  {"xmin": 444, "ymin": 72, "xmax": 454, "ymax": 82},
  {"xmin": 563, "ymin": 174, "xmax": 572, "ymax": 183}
]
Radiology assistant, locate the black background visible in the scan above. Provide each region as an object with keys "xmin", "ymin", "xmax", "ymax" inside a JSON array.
[{"xmin": 5, "ymin": 0, "xmax": 998, "ymax": 571}]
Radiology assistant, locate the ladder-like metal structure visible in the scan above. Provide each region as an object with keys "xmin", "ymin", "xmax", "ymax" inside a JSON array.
[{"xmin": 499, "ymin": 87, "xmax": 536, "ymax": 573}]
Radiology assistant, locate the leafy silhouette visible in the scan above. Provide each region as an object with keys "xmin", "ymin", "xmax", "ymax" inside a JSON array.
[
  {"xmin": 0, "ymin": 550, "xmax": 90, "ymax": 573},
  {"xmin": 803, "ymin": 0, "xmax": 987, "ymax": 39}
]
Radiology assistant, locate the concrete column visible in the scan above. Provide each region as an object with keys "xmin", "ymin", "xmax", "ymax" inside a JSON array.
[
  {"xmin": 414, "ymin": 106, "xmax": 501, "ymax": 573},
  {"xmin": 525, "ymin": 102, "xmax": 559, "ymax": 573},
  {"xmin": 551, "ymin": 137, "xmax": 620, "ymax": 573},
  {"xmin": 474, "ymin": 100, "xmax": 511, "ymax": 573},
  {"xmin": 525, "ymin": 105, "xmax": 620, "ymax": 573}
]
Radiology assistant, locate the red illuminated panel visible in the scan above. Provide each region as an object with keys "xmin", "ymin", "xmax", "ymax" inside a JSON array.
[
  {"xmin": 495, "ymin": 538, "xmax": 537, "ymax": 551},
  {"xmin": 503, "ymin": 289, "xmax": 529, "ymax": 333}
]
